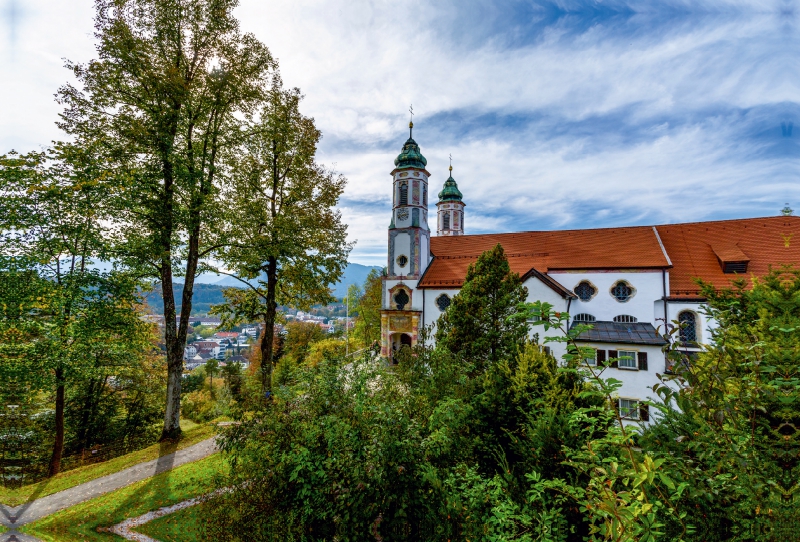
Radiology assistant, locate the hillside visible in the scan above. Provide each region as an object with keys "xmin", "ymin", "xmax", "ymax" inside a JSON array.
[{"xmin": 143, "ymin": 263, "xmax": 382, "ymax": 315}]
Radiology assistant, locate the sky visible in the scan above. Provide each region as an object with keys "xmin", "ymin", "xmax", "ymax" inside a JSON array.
[{"xmin": 2, "ymin": 0, "xmax": 798, "ymax": 266}]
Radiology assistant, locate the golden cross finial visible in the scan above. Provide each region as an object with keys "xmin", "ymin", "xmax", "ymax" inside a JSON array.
[
  {"xmin": 408, "ymin": 104, "xmax": 414, "ymax": 136},
  {"xmin": 449, "ymin": 153, "xmax": 453, "ymax": 173}
]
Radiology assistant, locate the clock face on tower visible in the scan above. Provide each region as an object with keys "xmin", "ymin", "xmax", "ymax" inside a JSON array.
[{"xmin": 397, "ymin": 209, "xmax": 410, "ymax": 220}]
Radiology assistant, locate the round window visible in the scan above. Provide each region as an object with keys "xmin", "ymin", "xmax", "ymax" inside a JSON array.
[
  {"xmin": 396, "ymin": 255, "xmax": 408, "ymax": 268},
  {"xmin": 394, "ymin": 289, "xmax": 410, "ymax": 310},
  {"xmin": 436, "ymin": 293, "xmax": 451, "ymax": 311},
  {"xmin": 574, "ymin": 281, "xmax": 597, "ymax": 301},
  {"xmin": 611, "ymin": 281, "xmax": 633, "ymax": 302}
]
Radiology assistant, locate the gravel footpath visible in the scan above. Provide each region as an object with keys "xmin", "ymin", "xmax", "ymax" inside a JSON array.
[
  {"xmin": 0, "ymin": 437, "xmax": 218, "ymax": 541},
  {"xmin": 105, "ymin": 488, "xmax": 229, "ymax": 541}
]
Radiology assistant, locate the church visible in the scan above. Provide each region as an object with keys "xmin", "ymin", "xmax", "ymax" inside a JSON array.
[{"xmin": 379, "ymin": 122, "xmax": 800, "ymax": 421}]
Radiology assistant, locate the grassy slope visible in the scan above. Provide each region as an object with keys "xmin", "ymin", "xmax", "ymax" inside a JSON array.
[
  {"xmin": 0, "ymin": 420, "xmax": 215, "ymax": 507},
  {"xmin": 22, "ymin": 453, "xmax": 225, "ymax": 542},
  {"xmin": 135, "ymin": 497, "xmax": 217, "ymax": 541}
]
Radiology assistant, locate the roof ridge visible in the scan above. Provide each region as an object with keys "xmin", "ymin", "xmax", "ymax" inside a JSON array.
[{"xmin": 430, "ymin": 215, "xmax": 798, "ymax": 241}]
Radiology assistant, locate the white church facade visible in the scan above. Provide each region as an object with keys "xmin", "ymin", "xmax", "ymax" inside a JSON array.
[{"xmin": 379, "ymin": 123, "xmax": 800, "ymax": 420}]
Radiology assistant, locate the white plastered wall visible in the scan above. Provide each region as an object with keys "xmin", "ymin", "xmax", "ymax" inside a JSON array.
[{"xmin": 548, "ymin": 270, "xmax": 665, "ymax": 325}]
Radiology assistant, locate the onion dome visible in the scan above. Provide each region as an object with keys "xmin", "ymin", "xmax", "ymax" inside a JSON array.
[
  {"xmin": 394, "ymin": 122, "xmax": 427, "ymax": 169},
  {"xmin": 438, "ymin": 166, "xmax": 463, "ymax": 202}
]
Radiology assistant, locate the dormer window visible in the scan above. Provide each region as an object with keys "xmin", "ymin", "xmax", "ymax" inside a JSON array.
[
  {"xmin": 723, "ymin": 261, "xmax": 748, "ymax": 274},
  {"xmin": 711, "ymin": 243, "xmax": 749, "ymax": 274}
]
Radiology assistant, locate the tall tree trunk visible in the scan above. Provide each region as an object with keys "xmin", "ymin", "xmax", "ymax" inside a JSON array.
[
  {"xmin": 48, "ymin": 368, "xmax": 65, "ymax": 477},
  {"xmin": 159, "ymin": 155, "xmax": 182, "ymax": 441},
  {"xmin": 260, "ymin": 255, "xmax": 278, "ymax": 395}
]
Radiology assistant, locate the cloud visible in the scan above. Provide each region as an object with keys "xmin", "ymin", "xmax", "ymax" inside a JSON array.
[{"xmin": 2, "ymin": 0, "xmax": 797, "ymax": 266}]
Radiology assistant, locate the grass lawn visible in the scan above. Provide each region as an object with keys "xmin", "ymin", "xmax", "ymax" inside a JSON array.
[
  {"xmin": 0, "ymin": 420, "xmax": 216, "ymax": 507},
  {"xmin": 22, "ymin": 453, "xmax": 225, "ymax": 542},
  {"xmin": 135, "ymin": 496, "xmax": 218, "ymax": 541}
]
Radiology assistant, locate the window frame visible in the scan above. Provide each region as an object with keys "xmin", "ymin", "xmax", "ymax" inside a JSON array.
[
  {"xmin": 617, "ymin": 349, "xmax": 638, "ymax": 370},
  {"xmin": 678, "ymin": 310, "xmax": 698, "ymax": 343},
  {"xmin": 618, "ymin": 398, "xmax": 640, "ymax": 420},
  {"xmin": 613, "ymin": 314, "xmax": 638, "ymax": 323},
  {"xmin": 573, "ymin": 280, "xmax": 597, "ymax": 302},
  {"xmin": 610, "ymin": 281, "xmax": 635, "ymax": 303}
]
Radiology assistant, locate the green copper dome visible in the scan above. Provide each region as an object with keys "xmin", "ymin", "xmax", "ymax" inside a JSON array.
[
  {"xmin": 438, "ymin": 172, "xmax": 463, "ymax": 202},
  {"xmin": 394, "ymin": 136, "xmax": 427, "ymax": 170}
]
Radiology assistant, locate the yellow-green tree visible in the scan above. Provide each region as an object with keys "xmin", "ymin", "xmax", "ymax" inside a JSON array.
[
  {"xmin": 352, "ymin": 269, "xmax": 383, "ymax": 349},
  {"xmin": 212, "ymin": 79, "xmax": 351, "ymax": 394}
]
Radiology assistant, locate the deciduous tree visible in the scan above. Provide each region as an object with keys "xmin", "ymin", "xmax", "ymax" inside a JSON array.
[
  {"xmin": 57, "ymin": 0, "xmax": 275, "ymax": 439},
  {"xmin": 212, "ymin": 80, "xmax": 350, "ymax": 393}
]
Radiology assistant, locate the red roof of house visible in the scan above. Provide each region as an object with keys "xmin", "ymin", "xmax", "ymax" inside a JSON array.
[
  {"xmin": 419, "ymin": 216, "xmax": 800, "ymax": 298},
  {"xmin": 656, "ymin": 216, "xmax": 800, "ymax": 298},
  {"xmin": 214, "ymin": 332, "xmax": 239, "ymax": 338},
  {"xmin": 421, "ymin": 226, "xmax": 669, "ymax": 289}
]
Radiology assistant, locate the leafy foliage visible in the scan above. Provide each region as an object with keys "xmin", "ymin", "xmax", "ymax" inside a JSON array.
[{"xmin": 211, "ymin": 78, "xmax": 351, "ymax": 393}]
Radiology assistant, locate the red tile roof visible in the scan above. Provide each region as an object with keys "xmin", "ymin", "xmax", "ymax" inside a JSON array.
[
  {"xmin": 420, "ymin": 226, "xmax": 669, "ymax": 289},
  {"xmin": 656, "ymin": 216, "xmax": 800, "ymax": 298},
  {"xmin": 419, "ymin": 216, "xmax": 800, "ymax": 299}
]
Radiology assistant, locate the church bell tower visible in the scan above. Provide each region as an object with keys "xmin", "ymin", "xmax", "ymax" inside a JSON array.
[
  {"xmin": 380, "ymin": 116, "xmax": 431, "ymax": 361},
  {"xmin": 436, "ymin": 162, "xmax": 465, "ymax": 236}
]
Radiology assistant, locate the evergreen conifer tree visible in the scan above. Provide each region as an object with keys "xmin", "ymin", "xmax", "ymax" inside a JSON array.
[{"xmin": 435, "ymin": 243, "xmax": 528, "ymax": 370}]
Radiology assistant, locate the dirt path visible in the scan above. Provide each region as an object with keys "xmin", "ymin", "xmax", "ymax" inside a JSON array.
[{"xmin": 0, "ymin": 437, "xmax": 217, "ymax": 541}]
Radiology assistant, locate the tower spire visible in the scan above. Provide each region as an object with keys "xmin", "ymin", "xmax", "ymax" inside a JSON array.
[{"xmin": 437, "ymin": 154, "xmax": 465, "ymax": 237}]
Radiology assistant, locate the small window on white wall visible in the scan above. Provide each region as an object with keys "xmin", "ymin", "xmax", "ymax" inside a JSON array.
[
  {"xmin": 611, "ymin": 281, "xmax": 634, "ymax": 302},
  {"xmin": 573, "ymin": 313, "xmax": 596, "ymax": 322},
  {"xmin": 617, "ymin": 350, "xmax": 637, "ymax": 369},
  {"xmin": 574, "ymin": 281, "xmax": 597, "ymax": 301},
  {"xmin": 399, "ymin": 183, "xmax": 408, "ymax": 206},
  {"xmin": 443, "ymin": 212, "xmax": 450, "ymax": 230},
  {"xmin": 619, "ymin": 398, "xmax": 640, "ymax": 420},
  {"xmin": 678, "ymin": 311, "xmax": 698, "ymax": 343},
  {"xmin": 613, "ymin": 315, "xmax": 638, "ymax": 323}
]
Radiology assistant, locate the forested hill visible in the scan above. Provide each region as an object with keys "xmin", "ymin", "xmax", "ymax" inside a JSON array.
[
  {"xmin": 142, "ymin": 263, "xmax": 382, "ymax": 315},
  {"xmin": 142, "ymin": 283, "xmax": 228, "ymax": 316}
]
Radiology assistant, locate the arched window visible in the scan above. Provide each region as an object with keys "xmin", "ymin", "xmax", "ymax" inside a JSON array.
[
  {"xmin": 611, "ymin": 281, "xmax": 633, "ymax": 302},
  {"xmin": 678, "ymin": 311, "xmax": 697, "ymax": 343},
  {"xmin": 443, "ymin": 212, "xmax": 450, "ymax": 230},
  {"xmin": 399, "ymin": 183, "xmax": 408, "ymax": 206},
  {"xmin": 613, "ymin": 315, "xmax": 638, "ymax": 323},
  {"xmin": 573, "ymin": 313, "xmax": 596, "ymax": 322},
  {"xmin": 574, "ymin": 281, "xmax": 597, "ymax": 301}
]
